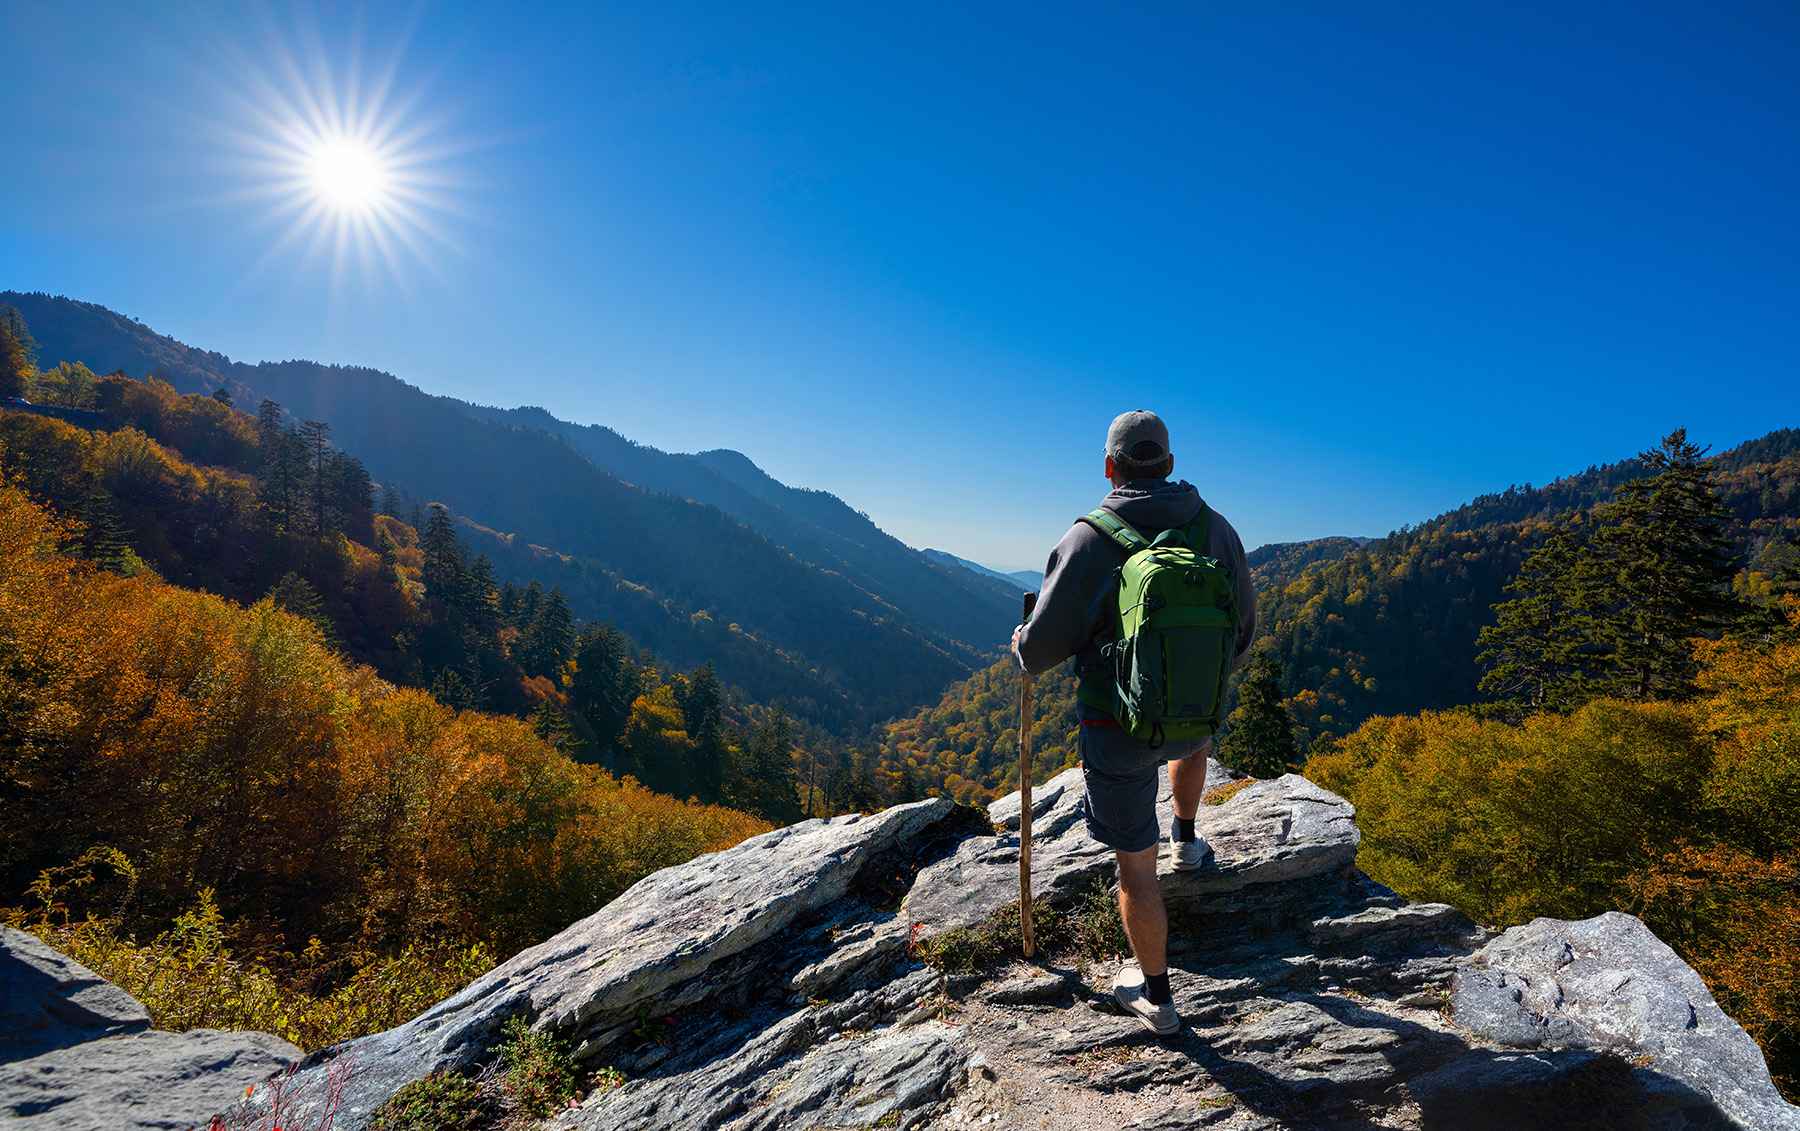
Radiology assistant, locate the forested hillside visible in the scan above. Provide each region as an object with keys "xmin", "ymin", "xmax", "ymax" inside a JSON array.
[
  {"xmin": 0, "ymin": 362, "xmax": 873, "ymax": 818},
  {"xmin": 0, "ymin": 467, "xmax": 769, "ymax": 1049},
  {"xmin": 875, "ymin": 431, "xmax": 1800, "ymax": 803},
  {"xmin": 2, "ymin": 291, "xmax": 1012, "ymax": 730}
]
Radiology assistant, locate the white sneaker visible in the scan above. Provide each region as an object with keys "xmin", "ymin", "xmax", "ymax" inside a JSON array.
[
  {"xmin": 1113, "ymin": 960, "xmax": 1180, "ymax": 1035},
  {"xmin": 1168, "ymin": 831, "xmax": 1215, "ymax": 871}
]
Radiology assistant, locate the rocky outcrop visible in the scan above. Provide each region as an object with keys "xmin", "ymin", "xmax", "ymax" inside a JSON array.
[
  {"xmin": 26, "ymin": 765, "xmax": 1800, "ymax": 1130},
  {"xmin": 0, "ymin": 927, "xmax": 300, "ymax": 1131}
]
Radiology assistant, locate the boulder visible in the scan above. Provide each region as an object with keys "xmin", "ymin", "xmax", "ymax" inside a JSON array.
[
  {"xmin": 906, "ymin": 762, "xmax": 1361, "ymax": 942},
  {"xmin": 264, "ymin": 797, "xmax": 957, "ymax": 1130},
  {"xmin": 1451, "ymin": 912, "xmax": 1800, "ymax": 1130},
  {"xmin": 1, "ymin": 928, "xmax": 150, "ymax": 1057},
  {"xmin": 0, "ymin": 928, "xmax": 299, "ymax": 1131}
]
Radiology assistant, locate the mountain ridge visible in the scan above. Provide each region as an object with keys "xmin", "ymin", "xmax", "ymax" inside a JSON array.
[{"xmin": 1, "ymin": 291, "xmax": 1015, "ymax": 730}]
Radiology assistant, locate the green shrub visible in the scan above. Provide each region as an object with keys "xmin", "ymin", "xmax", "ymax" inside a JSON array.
[
  {"xmin": 497, "ymin": 1014, "xmax": 581, "ymax": 1117},
  {"xmin": 368, "ymin": 1071, "xmax": 492, "ymax": 1131}
]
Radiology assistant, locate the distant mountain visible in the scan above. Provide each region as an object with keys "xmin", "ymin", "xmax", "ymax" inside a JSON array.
[
  {"xmin": 873, "ymin": 433, "xmax": 1800, "ymax": 803},
  {"xmin": 4, "ymin": 291, "xmax": 1017, "ymax": 730},
  {"xmin": 462, "ymin": 404, "xmax": 1018, "ymax": 648},
  {"xmin": 920, "ymin": 549, "xmax": 1042, "ymax": 596}
]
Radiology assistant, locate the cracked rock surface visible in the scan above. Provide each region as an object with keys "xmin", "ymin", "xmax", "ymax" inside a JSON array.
[{"xmin": 22, "ymin": 769, "xmax": 1800, "ymax": 1131}]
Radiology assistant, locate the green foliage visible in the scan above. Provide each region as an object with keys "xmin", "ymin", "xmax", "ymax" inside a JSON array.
[
  {"xmin": 368, "ymin": 1072, "xmax": 493, "ymax": 1131},
  {"xmin": 497, "ymin": 1014, "xmax": 582, "ymax": 1118},
  {"xmin": 1218, "ymin": 652, "xmax": 1300, "ymax": 777}
]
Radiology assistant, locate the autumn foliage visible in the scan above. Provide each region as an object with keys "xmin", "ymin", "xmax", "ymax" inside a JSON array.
[
  {"xmin": 1307, "ymin": 605, "xmax": 1800, "ymax": 1097},
  {"xmin": 0, "ymin": 473, "xmax": 767, "ymax": 1038}
]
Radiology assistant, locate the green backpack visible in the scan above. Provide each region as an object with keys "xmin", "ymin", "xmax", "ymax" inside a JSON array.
[{"xmin": 1075, "ymin": 506, "xmax": 1239, "ymax": 747}]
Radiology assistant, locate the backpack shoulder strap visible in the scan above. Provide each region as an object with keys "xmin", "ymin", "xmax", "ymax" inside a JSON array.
[{"xmin": 1080, "ymin": 508, "xmax": 1150, "ymax": 554}]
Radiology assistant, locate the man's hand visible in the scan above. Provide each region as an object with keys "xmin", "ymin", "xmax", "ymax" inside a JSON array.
[{"xmin": 1011, "ymin": 623, "xmax": 1028, "ymax": 671}]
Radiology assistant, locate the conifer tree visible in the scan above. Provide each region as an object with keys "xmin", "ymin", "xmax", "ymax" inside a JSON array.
[
  {"xmin": 1477, "ymin": 516, "xmax": 1604, "ymax": 715},
  {"xmin": 210, "ymin": 386, "xmax": 233, "ymax": 407},
  {"xmin": 299, "ymin": 420, "xmax": 332, "ymax": 533},
  {"xmin": 519, "ymin": 589, "xmax": 574, "ymax": 678},
  {"xmin": 1480, "ymin": 429, "xmax": 1739, "ymax": 713},
  {"xmin": 0, "ymin": 310, "xmax": 32, "ymax": 400},
  {"xmin": 728, "ymin": 709, "xmax": 802, "ymax": 823},
  {"xmin": 1219, "ymin": 652, "xmax": 1300, "ymax": 778},
  {"xmin": 1587, "ymin": 429, "xmax": 1738, "ymax": 700},
  {"xmin": 568, "ymin": 625, "xmax": 640, "ymax": 760},
  {"xmin": 676, "ymin": 663, "xmax": 727, "ymax": 802},
  {"xmin": 421, "ymin": 504, "xmax": 464, "ymax": 602}
]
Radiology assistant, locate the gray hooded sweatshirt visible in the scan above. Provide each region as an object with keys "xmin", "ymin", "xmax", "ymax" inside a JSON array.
[{"xmin": 1016, "ymin": 479, "xmax": 1256, "ymax": 680}]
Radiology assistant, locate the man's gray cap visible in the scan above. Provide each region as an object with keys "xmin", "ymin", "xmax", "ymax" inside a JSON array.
[{"xmin": 1106, "ymin": 410, "xmax": 1170, "ymax": 463}]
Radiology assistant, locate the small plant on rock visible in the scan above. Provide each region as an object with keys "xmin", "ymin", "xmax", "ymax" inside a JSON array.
[
  {"xmin": 497, "ymin": 1014, "xmax": 581, "ymax": 1118},
  {"xmin": 367, "ymin": 1071, "xmax": 492, "ymax": 1131}
]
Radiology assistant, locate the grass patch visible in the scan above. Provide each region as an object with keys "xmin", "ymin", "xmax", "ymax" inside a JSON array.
[{"xmin": 914, "ymin": 877, "xmax": 1127, "ymax": 975}]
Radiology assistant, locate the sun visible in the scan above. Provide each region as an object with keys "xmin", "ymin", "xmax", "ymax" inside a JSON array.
[
  {"xmin": 307, "ymin": 138, "xmax": 391, "ymax": 214},
  {"xmin": 213, "ymin": 22, "xmax": 465, "ymax": 290}
]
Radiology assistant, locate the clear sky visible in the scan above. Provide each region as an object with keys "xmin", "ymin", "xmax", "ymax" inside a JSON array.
[{"xmin": 4, "ymin": 3, "xmax": 1796, "ymax": 570}]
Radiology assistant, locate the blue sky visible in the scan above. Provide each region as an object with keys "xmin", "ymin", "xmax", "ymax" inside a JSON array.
[{"xmin": 4, "ymin": 3, "xmax": 1796, "ymax": 570}]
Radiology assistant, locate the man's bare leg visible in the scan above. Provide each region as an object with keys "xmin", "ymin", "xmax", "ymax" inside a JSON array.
[
  {"xmin": 1116, "ymin": 845, "xmax": 1166, "ymax": 975},
  {"xmin": 1168, "ymin": 741, "xmax": 1210, "ymax": 823}
]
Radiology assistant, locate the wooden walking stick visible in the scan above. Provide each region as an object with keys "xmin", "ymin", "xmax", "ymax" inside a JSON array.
[{"xmin": 1019, "ymin": 591, "xmax": 1038, "ymax": 959}]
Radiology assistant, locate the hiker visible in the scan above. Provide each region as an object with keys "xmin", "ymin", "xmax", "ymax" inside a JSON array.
[{"xmin": 1010, "ymin": 409, "xmax": 1255, "ymax": 1034}]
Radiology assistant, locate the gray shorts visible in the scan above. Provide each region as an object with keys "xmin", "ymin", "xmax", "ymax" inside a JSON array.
[{"xmin": 1076, "ymin": 704, "xmax": 1208, "ymax": 853}]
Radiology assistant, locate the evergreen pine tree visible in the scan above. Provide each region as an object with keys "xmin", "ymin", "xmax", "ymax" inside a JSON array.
[
  {"xmin": 211, "ymin": 386, "xmax": 233, "ymax": 407},
  {"xmin": 1477, "ymin": 516, "xmax": 1605, "ymax": 714},
  {"xmin": 421, "ymin": 504, "xmax": 465, "ymax": 603},
  {"xmin": 729, "ymin": 710, "xmax": 802, "ymax": 823},
  {"xmin": 568, "ymin": 625, "xmax": 640, "ymax": 760},
  {"xmin": 267, "ymin": 571, "xmax": 337, "ymax": 645},
  {"xmin": 0, "ymin": 309, "xmax": 32, "ymax": 400},
  {"xmin": 1587, "ymin": 429, "xmax": 1739, "ymax": 700},
  {"xmin": 676, "ymin": 663, "xmax": 727, "ymax": 802},
  {"xmin": 299, "ymin": 420, "xmax": 332, "ymax": 534},
  {"xmin": 1218, "ymin": 652, "xmax": 1300, "ymax": 778},
  {"xmin": 519, "ymin": 589, "xmax": 575, "ymax": 678},
  {"xmin": 531, "ymin": 699, "xmax": 576, "ymax": 752}
]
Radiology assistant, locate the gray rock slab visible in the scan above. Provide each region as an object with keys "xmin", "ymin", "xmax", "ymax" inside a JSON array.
[
  {"xmin": 0, "ymin": 1027, "xmax": 300, "ymax": 1131},
  {"xmin": 270, "ymin": 797, "xmax": 954, "ymax": 1131},
  {"xmin": 558, "ymin": 967, "xmax": 957, "ymax": 1130},
  {"xmin": 2, "ymin": 927, "xmax": 150, "ymax": 1058},
  {"xmin": 906, "ymin": 772, "xmax": 1359, "ymax": 941},
  {"xmin": 1450, "ymin": 912, "xmax": 1800, "ymax": 1130}
]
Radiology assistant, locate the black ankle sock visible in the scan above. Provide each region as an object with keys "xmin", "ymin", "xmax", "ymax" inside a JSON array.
[
  {"xmin": 1173, "ymin": 815, "xmax": 1196, "ymax": 843},
  {"xmin": 1144, "ymin": 971, "xmax": 1172, "ymax": 1006}
]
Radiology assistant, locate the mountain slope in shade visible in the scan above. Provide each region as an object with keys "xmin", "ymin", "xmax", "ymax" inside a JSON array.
[
  {"xmin": 460, "ymin": 403, "xmax": 1019, "ymax": 647},
  {"xmin": 2, "ymin": 291, "xmax": 1004, "ymax": 729}
]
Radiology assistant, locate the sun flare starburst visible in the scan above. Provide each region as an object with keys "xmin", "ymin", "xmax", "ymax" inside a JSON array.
[{"xmin": 214, "ymin": 23, "xmax": 466, "ymax": 292}]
